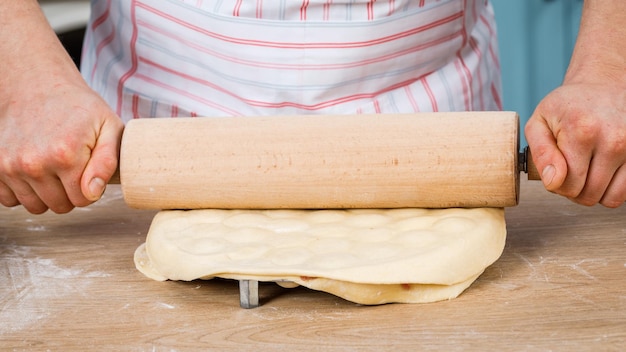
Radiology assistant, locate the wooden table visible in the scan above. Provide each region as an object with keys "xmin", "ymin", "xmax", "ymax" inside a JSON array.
[{"xmin": 2, "ymin": 179, "xmax": 625, "ymax": 351}]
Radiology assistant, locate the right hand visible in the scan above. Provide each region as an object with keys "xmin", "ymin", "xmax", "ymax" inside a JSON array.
[{"xmin": 0, "ymin": 75, "xmax": 124, "ymax": 214}]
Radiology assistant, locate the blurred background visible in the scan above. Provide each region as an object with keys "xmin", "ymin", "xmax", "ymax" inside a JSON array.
[
  {"xmin": 491, "ymin": 0, "xmax": 583, "ymax": 146},
  {"xmin": 41, "ymin": 0, "xmax": 583, "ymax": 146}
]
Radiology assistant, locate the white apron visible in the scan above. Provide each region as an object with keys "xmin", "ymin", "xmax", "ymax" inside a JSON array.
[{"xmin": 81, "ymin": 0, "xmax": 502, "ymax": 122}]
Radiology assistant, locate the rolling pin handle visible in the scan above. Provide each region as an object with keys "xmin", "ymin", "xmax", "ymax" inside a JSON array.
[
  {"xmin": 109, "ymin": 167, "xmax": 121, "ymax": 184},
  {"xmin": 521, "ymin": 146, "xmax": 542, "ymax": 181}
]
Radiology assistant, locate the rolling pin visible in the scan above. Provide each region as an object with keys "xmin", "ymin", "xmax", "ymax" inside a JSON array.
[{"xmin": 114, "ymin": 111, "xmax": 539, "ymax": 210}]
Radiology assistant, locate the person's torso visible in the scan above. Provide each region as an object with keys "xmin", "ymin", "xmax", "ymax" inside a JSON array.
[{"xmin": 81, "ymin": 0, "xmax": 501, "ymax": 121}]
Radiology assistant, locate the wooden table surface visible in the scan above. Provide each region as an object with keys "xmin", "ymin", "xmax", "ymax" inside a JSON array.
[{"xmin": 1, "ymin": 179, "xmax": 625, "ymax": 351}]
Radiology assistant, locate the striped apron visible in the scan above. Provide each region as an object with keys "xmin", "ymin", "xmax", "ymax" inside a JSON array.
[{"xmin": 81, "ymin": 0, "xmax": 502, "ymax": 122}]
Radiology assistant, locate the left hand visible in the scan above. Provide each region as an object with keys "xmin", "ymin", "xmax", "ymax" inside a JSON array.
[{"xmin": 525, "ymin": 81, "xmax": 626, "ymax": 208}]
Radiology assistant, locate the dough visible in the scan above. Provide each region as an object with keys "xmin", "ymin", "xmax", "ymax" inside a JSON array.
[{"xmin": 134, "ymin": 208, "xmax": 506, "ymax": 304}]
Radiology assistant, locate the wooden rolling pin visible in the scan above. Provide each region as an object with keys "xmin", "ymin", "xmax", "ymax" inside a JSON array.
[{"xmin": 115, "ymin": 111, "xmax": 539, "ymax": 209}]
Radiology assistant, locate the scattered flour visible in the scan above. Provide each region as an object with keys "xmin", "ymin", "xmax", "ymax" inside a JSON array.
[
  {"xmin": 157, "ymin": 302, "xmax": 176, "ymax": 310},
  {"xmin": 0, "ymin": 244, "xmax": 110, "ymax": 335},
  {"xmin": 24, "ymin": 219, "xmax": 48, "ymax": 233}
]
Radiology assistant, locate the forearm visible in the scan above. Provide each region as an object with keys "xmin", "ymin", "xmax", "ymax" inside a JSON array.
[
  {"xmin": 0, "ymin": 1, "xmax": 84, "ymax": 97},
  {"xmin": 564, "ymin": 0, "xmax": 626, "ymax": 85}
]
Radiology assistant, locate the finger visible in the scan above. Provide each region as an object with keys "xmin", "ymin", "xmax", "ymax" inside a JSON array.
[
  {"xmin": 600, "ymin": 164, "xmax": 626, "ymax": 208},
  {"xmin": 573, "ymin": 152, "xmax": 622, "ymax": 206},
  {"xmin": 524, "ymin": 115, "xmax": 569, "ymax": 191},
  {"xmin": 553, "ymin": 120, "xmax": 605, "ymax": 201},
  {"xmin": 14, "ymin": 151, "xmax": 81, "ymax": 212},
  {"xmin": 0, "ymin": 179, "xmax": 19, "ymax": 207},
  {"xmin": 7, "ymin": 179, "xmax": 49, "ymax": 214},
  {"xmin": 29, "ymin": 176, "xmax": 75, "ymax": 214},
  {"xmin": 80, "ymin": 116, "xmax": 124, "ymax": 202},
  {"xmin": 57, "ymin": 166, "xmax": 93, "ymax": 208}
]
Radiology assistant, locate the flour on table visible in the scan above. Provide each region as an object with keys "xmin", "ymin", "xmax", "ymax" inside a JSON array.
[
  {"xmin": 0, "ymin": 244, "xmax": 110, "ymax": 334},
  {"xmin": 134, "ymin": 208, "xmax": 506, "ymax": 304}
]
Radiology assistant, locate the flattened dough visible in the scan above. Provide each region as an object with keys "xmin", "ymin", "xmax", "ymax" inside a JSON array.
[{"xmin": 134, "ymin": 208, "xmax": 506, "ymax": 304}]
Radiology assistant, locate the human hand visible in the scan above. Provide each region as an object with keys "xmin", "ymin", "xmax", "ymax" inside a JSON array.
[
  {"xmin": 525, "ymin": 81, "xmax": 626, "ymax": 208},
  {"xmin": 0, "ymin": 77, "xmax": 124, "ymax": 214},
  {"xmin": 0, "ymin": 0, "xmax": 124, "ymax": 214}
]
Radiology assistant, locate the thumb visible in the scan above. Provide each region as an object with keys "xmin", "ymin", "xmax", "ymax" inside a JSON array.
[
  {"xmin": 81, "ymin": 117, "xmax": 125, "ymax": 201},
  {"xmin": 524, "ymin": 116, "xmax": 568, "ymax": 192}
]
